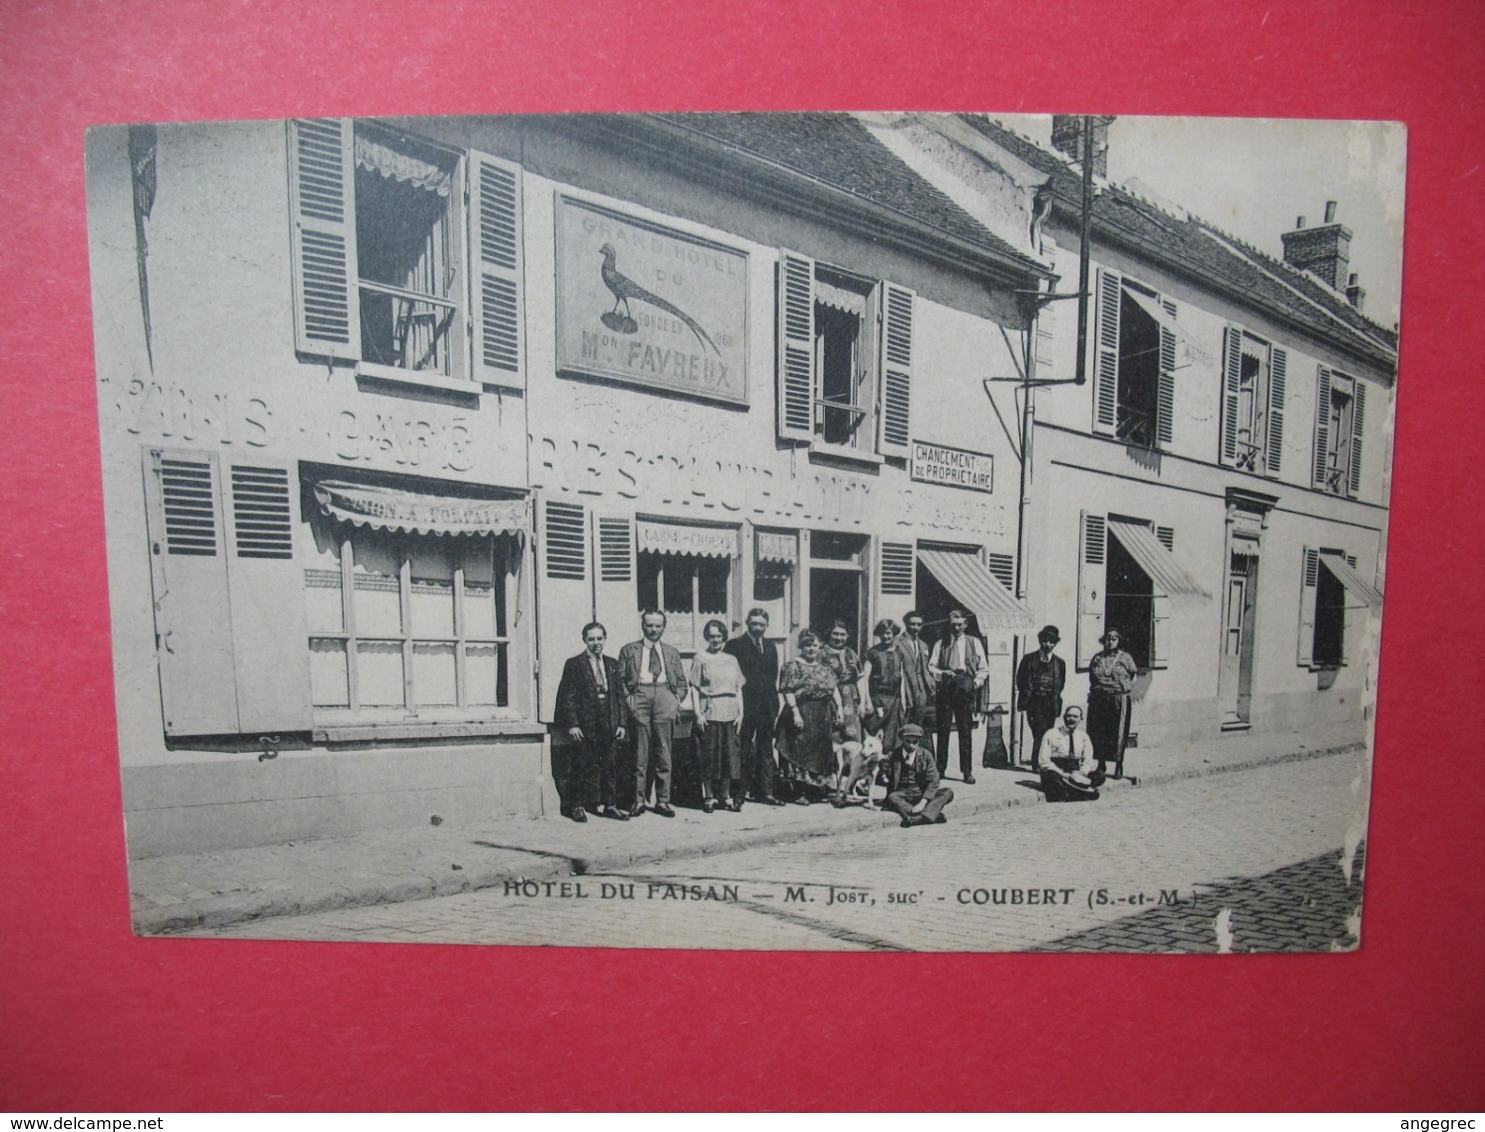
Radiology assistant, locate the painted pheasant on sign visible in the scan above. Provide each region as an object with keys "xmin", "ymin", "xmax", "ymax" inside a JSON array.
[{"xmin": 598, "ymin": 243, "xmax": 720, "ymax": 355}]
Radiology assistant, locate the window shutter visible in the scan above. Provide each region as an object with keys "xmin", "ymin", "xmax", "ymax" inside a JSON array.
[
  {"xmin": 1155, "ymin": 526, "xmax": 1174, "ymax": 552},
  {"xmin": 593, "ymin": 512, "xmax": 637, "ymax": 634},
  {"xmin": 142, "ymin": 449, "xmax": 241, "ymax": 735},
  {"xmin": 776, "ymin": 251, "xmax": 815, "ymax": 442},
  {"xmin": 1348, "ymin": 380, "xmax": 1367, "ymax": 497},
  {"xmin": 468, "ymin": 150, "xmax": 524, "ymax": 389},
  {"xmin": 1297, "ymin": 547, "xmax": 1318, "ymax": 666},
  {"xmin": 1150, "ymin": 592, "xmax": 1170, "ymax": 668},
  {"xmin": 224, "ymin": 459, "xmax": 312, "ymax": 733},
  {"xmin": 1221, "ymin": 325, "xmax": 1243, "ymax": 467},
  {"xmin": 1092, "ymin": 269, "xmax": 1121, "ymax": 435},
  {"xmin": 1266, "ymin": 346, "xmax": 1287, "ymax": 476},
  {"xmin": 986, "ymin": 551, "xmax": 1015, "ymax": 593},
  {"xmin": 880, "ymin": 542, "xmax": 914, "ymax": 596},
  {"xmin": 536, "ymin": 497, "xmax": 593, "ymax": 722},
  {"xmin": 1313, "ymin": 367, "xmax": 1333, "ymax": 489},
  {"xmin": 1077, "ymin": 511, "xmax": 1106, "ymax": 666},
  {"xmin": 1156, "ymin": 298, "xmax": 1177, "ymax": 449},
  {"xmin": 877, "ymin": 282, "xmax": 914, "ymax": 459},
  {"xmin": 287, "ymin": 119, "xmax": 358, "ymax": 362}
]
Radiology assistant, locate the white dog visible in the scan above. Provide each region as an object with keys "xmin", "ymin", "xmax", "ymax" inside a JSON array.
[{"xmin": 832, "ymin": 731, "xmax": 887, "ymax": 807}]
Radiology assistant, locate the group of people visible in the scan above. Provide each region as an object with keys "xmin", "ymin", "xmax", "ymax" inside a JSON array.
[
  {"xmin": 1015, "ymin": 624, "xmax": 1138, "ymax": 802},
  {"xmin": 553, "ymin": 607, "xmax": 1139, "ymax": 826}
]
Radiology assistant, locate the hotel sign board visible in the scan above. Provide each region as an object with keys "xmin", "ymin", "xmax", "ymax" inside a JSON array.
[
  {"xmin": 555, "ymin": 196, "xmax": 749, "ymax": 405},
  {"xmin": 910, "ymin": 441, "xmax": 994, "ymax": 493}
]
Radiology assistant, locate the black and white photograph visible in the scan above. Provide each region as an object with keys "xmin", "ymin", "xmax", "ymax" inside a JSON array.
[{"xmin": 87, "ymin": 110, "xmax": 1403, "ymax": 952}]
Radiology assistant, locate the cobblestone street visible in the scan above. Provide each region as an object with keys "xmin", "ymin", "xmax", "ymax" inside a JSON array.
[{"xmin": 192, "ymin": 747, "xmax": 1369, "ymax": 951}]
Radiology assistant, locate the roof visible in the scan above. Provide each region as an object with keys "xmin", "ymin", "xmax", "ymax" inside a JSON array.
[
  {"xmin": 956, "ymin": 115, "xmax": 1399, "ymax": 368},
  {"xmin": 638, "ymin": 112, "xmax": 1047, "ymax": 279}
]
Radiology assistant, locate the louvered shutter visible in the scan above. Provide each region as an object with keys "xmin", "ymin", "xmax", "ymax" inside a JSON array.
[
  {"xmin": 1313, "ymin": 368, "xmax": 1333, "ymax": 489},
  {"xmin": 1297, "ymin": 547, "xmax": 1318, "ymax": 666},
  {"xmin": 1221, "ymin": 326, "xmax": 1243, "ymax": 466},
  {"xmin": 1150, "ymin": 591, "xmax": 1170, "ymax": 669},
  {"xmin": 536, "ymin": 496, "xmax": 593, "ymax": 722},
  {"xmin": 1092, "ymin": 269, "xmax": 1121, "ymax": 435},
  {"xmin": 879, "ymin": 542, "xmax": 915, "ymax": 597},
  {"xmin": 224, "ymin": 460, "xmax": 312, "ymax": 732},
  {"xmin": 1156, "ymin": 298, "xmax": 1176, "ymax": 449},
  {"xmin": 287, "ymin": 119, "xmax": 358, "ymax": 361},
  {"xmin": 593, "ymin": 512, "xmax": 637, "ymax": 633},
  {"xmin": 468, "ymin": 150, "xmax": 524, "ymax": 389},
  {"xmin": 877, "ymin": 282, "xmax": 914, "ymax": 458},
  {"xmin": 1348, "ymin": 381, "xmax": 1367, "ymax": 497},
  {"xmin": 142, "ymin": 448, "xmax": 241, "ymax": 735},
  {"xmin": 1266, "ymin": 346, "xmax": 1287, "ymax": 476},
  {"xmin": 1077, "ymin": 512, "xmax": 1106, "ymax": 667},
  {"xmin": 776, "ymin": 251, "xmax": 815, "ymax": 442}
]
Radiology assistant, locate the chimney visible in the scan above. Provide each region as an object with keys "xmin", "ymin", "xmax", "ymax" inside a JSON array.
[
  {"xmin": 1280, "ymin": 201, "xmax": 1352, "ymax": 291},
  {"xmin": 1051, "ymin": 115, "xmax": 1115, "ymax": 178},
  {"xmin": 1346, "ymin": 272, "xmax": 1367, "ymax": 313}
]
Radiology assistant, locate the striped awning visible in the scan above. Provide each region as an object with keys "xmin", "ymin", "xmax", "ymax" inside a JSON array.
[
  {"xmin": 314, "ymin": 480, "xmax": 526, "ymax": 537},
  {"xmin": 1106, "ymin": 520, "xmax": 1212, "ymax": 603},
  {"xmin": 1319, "ymin": 552, "xmax": 1383, "ymax": 609},
  {"xmin": 916, "ymin": 548, "xmax": 1034, "ymax": 631},
  {"xmin": 637, "ymin": 520, "xmax": 738, "ymax": 559},
  {"xmin": 1121, "ymin": 284, "xmax": 1213, "ymax": 368}
]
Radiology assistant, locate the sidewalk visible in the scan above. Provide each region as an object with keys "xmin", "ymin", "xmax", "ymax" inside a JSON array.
[{"xmin": 129, "ymin": 724, "xmax": 1367, "ymax": 934}]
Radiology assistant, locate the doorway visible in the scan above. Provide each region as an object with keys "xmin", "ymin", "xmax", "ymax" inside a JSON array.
[
  {"xmin": 1219, "ymin": 549, "xmax": 1258, "ymax": 728},
  {"xmin": 807, "ymin": 531, "xmax": 868, "ymax": 650}
]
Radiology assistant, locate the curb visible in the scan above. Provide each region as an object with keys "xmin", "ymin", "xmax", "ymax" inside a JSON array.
[{"xmin": 135, "ymin": 740, "xmax": 1365, "ymax": 935}]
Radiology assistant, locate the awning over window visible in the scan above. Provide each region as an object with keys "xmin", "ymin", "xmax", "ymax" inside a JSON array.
[
  {"xmin": 1121, "ymin": 284, "xmax": 1212, "ymax": 367},
  {"xmin": 1106, "ymin": 520, "xmax": 1212, "ymax": 603},
  {"xmin": 313, "ymin": 480, "xmax": 526, "ymax": 538},
  {"xmin": 636, "ymin": 520, "xmax": 738, "ymax": 559},
  {"xmin": 917, "ymin": 548, "xmax": 1034, "ymax": 631},
  {"xmin": 815, "ymin": 279, "xmax": 867, "ymax": 318},
  {"xmin": 1319, "ymin": 552, "xmax": 1384, "ymax": 609},
  {"xmin": 756, "ymin": 530, "xmax": 798, "ymax": 567},
  {"xmin": 354, "ymin": 133, "xmax": 452, "ymax": 197}
]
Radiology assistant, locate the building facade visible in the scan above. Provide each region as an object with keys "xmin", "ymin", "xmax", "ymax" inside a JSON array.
[
  {"xmin": 88, "ymin": 113, "xmax": 1045, "ymax": 857},
  {"xmin": 895, "ymin": 114, "xmax": 1397, "ymax": 752}
]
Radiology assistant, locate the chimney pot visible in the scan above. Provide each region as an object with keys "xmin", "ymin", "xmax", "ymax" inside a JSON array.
[
  {"xmin": 1324, "ymin": 200, "xmax": 1338, "ymax": 223},
  {"xmin": 1050, "ymin": 115, "xmax": 1115, "ymax": 179},
  {"xmin": 1297, "ymin": 216, "xmax": 1306, "ymax": 229}
]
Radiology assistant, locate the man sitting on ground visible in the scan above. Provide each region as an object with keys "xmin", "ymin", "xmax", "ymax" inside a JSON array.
[
  {"xmin": 884, "ymin": 724, "xmax": 954, "ymax": 828},
  {"xmin": 1039, "ymin": 705, "xmax": 1104, "ymax": 803}
]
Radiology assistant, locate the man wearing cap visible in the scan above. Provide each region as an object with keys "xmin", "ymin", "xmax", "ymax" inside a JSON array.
[
  {"xmin": 1016, "ymin": 625, "xmax": 1066, "ymax": 771},
  {"xmin": 884, "ymin": 723, "xmax": 954, "ymax": 828},
  {"xmin": 1087, "ymin": 627, "xmax": 1138, "ymax": 780}
]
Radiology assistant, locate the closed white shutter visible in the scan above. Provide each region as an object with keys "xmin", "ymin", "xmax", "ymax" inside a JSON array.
[
  {"xmin": 143, "ymin": 448, "xmax": 241, "ymax": 735},
  {"xmin": 776, "ymin": 251, "xmax": 815, "ymax": 442},
  {"xmin": 1092, "ymin": 269, "xmax": 1121, "ymax": 435},
  {"xmin": 1221, "ymin": 326, "xmax": 1243, "ymax": 466},
  {"xmin": 1266, "ymin": 346, "xmax": 1287, "ymax": 476},
  {"xmin": 1313, "ymin": 368, "xmax": 1333, "ymax": 489},
  {"xmin": 1348, "ymin": 380, "xmax": 1367, "ymax": 497},
  {"xmin": 1156, "ymin": 298, "xmax": 1176, "ymax": 449},
  {"xmin": 879, "ymin": 542, "xmax": 915, "ymax": 597},
  {"xmin": 1297, "ymin": 546, "xmax": 1318, "ymax": 666},
  {"xmin": 536, "ymin": 497, "xmax": 593, "ymax": 722},
  {"xmin": 1150, "ymin": 592, "xmax": 1170, "ymax": 668},
  {"xmin": 225, "ymin": 460, "xmax": 312, "ymax": 732},
  {"xmin": 877, "ymin": 282, "xmax": 914, "ymax": 458},
  {"xmin": 468, "ymin": 150, "xmax": 524, "ymax": 388},
  {"xmin": 1077, "ymin": 511, "xmax": 1106, "ymax": 667},
  {"xmin": 593, "ymin": 512, "xmax": 637, "ymax": 634},
  {"xmin": 287, "ymin": 119, "xmax": 358, "ymax": 361}
]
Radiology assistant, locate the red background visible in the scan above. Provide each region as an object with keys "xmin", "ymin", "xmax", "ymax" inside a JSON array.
[{"xmin": 2, "ymin": 0, "xmax": 1482, "ymax": 1112}]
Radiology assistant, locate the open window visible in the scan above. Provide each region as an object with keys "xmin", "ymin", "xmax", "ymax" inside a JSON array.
[
  {"xmin": 777, "ymin": 250, "xmax": 912, "ymax": 459},
  {"xmin": 1221, "ymin": 327, "xmax": 1287, "ymax": 474},
  {"xmin": 288, "ymin": 119, "xmax": 523, "ymax": 390},
  {"xmin": 1313, "ymin": 369, "xmax": 1367, "ymax": 497},
  {"xmin": 1092, "ymin": 270, "xmax": 1176, "ymax": 450},
  {"xmin": 1297, "ymin": 548, "xmax": 1383, "ymax": 668}
]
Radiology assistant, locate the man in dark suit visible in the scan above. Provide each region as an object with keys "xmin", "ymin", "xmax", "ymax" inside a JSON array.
[
  {"xmin": 1015, "ymin": 624, "xmax": 1067, "ymax": 771},
  {"xmin": 617, "ymin": 609, "xmax": 688, "ymax": 818},
  {"xmin": 554, "ymin": 622, "xmax": 628, "ymax": 823},
  {"xmin": 723, "ymin": 607, "xmax": 785, "ymax": 806}
]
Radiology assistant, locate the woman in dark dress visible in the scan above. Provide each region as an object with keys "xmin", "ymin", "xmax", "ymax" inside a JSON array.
[
  {"xmin": 776, "ymin": 630, "xmax": 840, "ymax": 804},
  {"xmin": 863, "ymin": 618, "xmax": 906, "ymax": 755}
]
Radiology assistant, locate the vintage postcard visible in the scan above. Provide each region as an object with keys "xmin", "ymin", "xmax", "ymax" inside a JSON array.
[{"xmin": 88, "ymin": 111, "xmax": 1402, "ymax": 951}]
